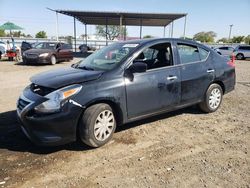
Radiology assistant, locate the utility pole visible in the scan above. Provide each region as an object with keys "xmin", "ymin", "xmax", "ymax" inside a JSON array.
[{"xmin": 228, "ymin": 24, "xmax": 233, "ymax": 41}]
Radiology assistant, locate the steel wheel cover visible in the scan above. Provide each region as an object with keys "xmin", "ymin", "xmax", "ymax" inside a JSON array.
[
  {"xmin": 208, "ymin": 88, "xmax": 221, "ymax": 109},
  {"xmin": 94, "ymin": 110, "xmax": 115, "ymax": 141}
]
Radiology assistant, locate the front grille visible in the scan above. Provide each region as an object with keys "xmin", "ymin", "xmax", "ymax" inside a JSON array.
[
  {"xmin": 26, "ymin": 53, "xmax": 38, "ymax": 58},
  {"xmin": 30, "ymin": 83, "xmax": 55, "ymax": 96},
  {"xmin": 17, "ymin": 98, "xmax": 30, "ymax": 111}
]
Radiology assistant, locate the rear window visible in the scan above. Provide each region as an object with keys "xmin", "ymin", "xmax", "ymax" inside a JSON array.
[
  {"xmin": 219, "ymin": 47, "xmax": 228, "ymax": 50},
  {"xmin": 177, "ymin": 44, "xmax": 200, "ymax": 64},
  {"xmin": 199, "ymin": 47, "xmax": 209, "ymax": 61}
]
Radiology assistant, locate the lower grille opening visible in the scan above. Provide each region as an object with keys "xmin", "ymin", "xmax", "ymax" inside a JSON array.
[{"xmin": 17, "ymin": 98, "xmax": 30, "ymax": 111}]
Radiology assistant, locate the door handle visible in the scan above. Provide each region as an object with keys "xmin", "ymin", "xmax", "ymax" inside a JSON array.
[
  {"xmin": 207, "ymin": 69, "xmax": 215, "ymax": 73},
  {"xmin": 167, "ymin": 76, "xmax": 177, "ymax": 81}
]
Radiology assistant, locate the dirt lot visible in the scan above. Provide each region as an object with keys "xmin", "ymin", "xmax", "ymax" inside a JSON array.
[{"xmin": 0, "ymin": 59, "xmax": 249, "ymax": 188}]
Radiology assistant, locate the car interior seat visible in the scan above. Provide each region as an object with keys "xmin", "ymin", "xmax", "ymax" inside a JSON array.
[{"xmin": 154, "ymin": 49, "xmax": 171, "ymax": 68}]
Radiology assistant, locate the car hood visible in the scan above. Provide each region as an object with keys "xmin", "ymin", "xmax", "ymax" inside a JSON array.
[
  {"xmin": 30, "ymin": 67, "xmax": 103, "ymax": 89},
  {"xmin": 25, "ymin": 49, "xmax": 53, "ymax": 54}
]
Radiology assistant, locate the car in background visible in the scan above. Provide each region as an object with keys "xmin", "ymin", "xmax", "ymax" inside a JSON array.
[
  {"xmin": 233, "ymin": 45, "xmax": 250, "ymax": 60},
  {"xmin": 0, "ymin": 42, "xmax": 6, "ymax": 59},
  {"xmin": 22, "ymin": 42, "xmax": 73, "ymax": 65},
  {"xmin": 17, "ymin": 38, "xmax": 235, "ymax": 147},
  {"xmin": 79, "ymin": 44, "xmax": 96, "ymax": 53},
  {"xmin": 214, "ymin": 46, "xmax": 234, "ymax": 57}
]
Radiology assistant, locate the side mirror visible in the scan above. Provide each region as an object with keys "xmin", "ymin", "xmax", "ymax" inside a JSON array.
[{"xmin": 129, "ymin": 61, "xmax": 147, "ymax": 73}]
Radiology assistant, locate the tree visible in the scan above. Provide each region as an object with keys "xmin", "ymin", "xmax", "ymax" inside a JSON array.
[
  {"xmin": 143, "ymin": 35, "xmax": 154, "ymax": 38},
  {"xmin": 231, "ymin": 36, "xmax": 245, "ymax": 43},
  {"xmin": 217, "ymin": 38, "xmax": 229, "ymax": 43},
  {"xmin": 0, "ymin": 29, "xmax": 5, "ymax": 37},
  {"xmin": 193, "ymin": 31, "xmax": 217, "ymax": 43},
  {"xmin": 96, "ymin": 25, "xmax": 127, "ymax": 40},
  {"xmin": 244, "ymin": 35, "xmax": 250, "ymax": 45},
  {"xmin": 35, "ymin": 31, "xmax": 47, "ymax": 38}
]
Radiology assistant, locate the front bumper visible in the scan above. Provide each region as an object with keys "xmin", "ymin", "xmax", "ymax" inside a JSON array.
[
  {"xmin": 17, "ymin": 87, "xmax": 83, "ymax": 146},
  {"xmin": 22, "ymin": 56, "xmax": 50, "ymax": 64}
]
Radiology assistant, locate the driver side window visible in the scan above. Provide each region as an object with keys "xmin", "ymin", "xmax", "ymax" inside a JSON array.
[{"xmin": 135, "ymin": 42, "xmax": 173, "ymax": 70}]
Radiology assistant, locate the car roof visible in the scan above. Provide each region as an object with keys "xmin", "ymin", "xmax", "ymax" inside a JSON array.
[{"xmin": 118, "ymin": 38, "xmax": 211, "ymax": 50}]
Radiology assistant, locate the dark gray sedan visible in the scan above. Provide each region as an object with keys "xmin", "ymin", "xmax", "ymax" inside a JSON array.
[{"xmin": 17, "ymin": 38, "xmax": 235, "ymax": 147}]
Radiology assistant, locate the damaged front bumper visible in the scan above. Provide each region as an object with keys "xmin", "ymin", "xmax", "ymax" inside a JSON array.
[{"xmin": 16, "ymin": 87, "xmax": 83, "ymax": 146}]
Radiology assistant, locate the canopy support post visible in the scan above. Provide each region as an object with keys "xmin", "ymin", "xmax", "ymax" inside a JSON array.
[
  {"xmin": 73, "ymin": 17, "xmax": 77, "ymax": 52},
  {"xmin": 140, "ymin": 19, "xmax": 142, "ymax": 39},
  {"xmin": 119, "ymin": 16, "xmax": 123, "ymax": 40},
  {"xmin": 105, "ymin": 18, "xmax": 108, "ymax": 46},
  {"xmin": 163, "ymin": 26, "xmax": 166, "ymax": 37},
  {"xmin": 85, "ymin": 24, "xmax": 87, "ymax": 45},
  {"xmin": 56, "ymin": 12, "xmax": 59, "ymax": 41},
  {"xmin": 171, "ymin": 21, "xmax": 174, "ymax": 38},
  {"xmin": 124, "ymin": 24, "xmax": 126, "ymax": 41},
  {"xmin": 183, "ymin": 15, "xmax": 187, "ymax": 39}
]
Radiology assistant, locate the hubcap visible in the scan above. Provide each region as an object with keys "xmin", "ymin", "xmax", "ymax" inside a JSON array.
[
  {"xmin": 94, "ymin": 110, "xmax": 115, "ymax": 141},
  {"xmin": 237, "ymin": 54, "xmax": 243, "ymax": 60},
  {"xmin": 51, "ymin": 56, "xmax": 56, "ymax": 64},
  {"xmin": 208, "ymin": 88, "xmax": 221, "ymax": 110}
]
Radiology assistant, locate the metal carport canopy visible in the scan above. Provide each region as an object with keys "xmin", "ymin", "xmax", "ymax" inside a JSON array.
[{"xmin": 54, "ymin": 10, "xmax": 187, "ymax": 26}]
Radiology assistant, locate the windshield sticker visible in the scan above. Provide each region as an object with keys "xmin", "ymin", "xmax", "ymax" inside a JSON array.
[{"xmin": 123, "ymin": 44, "xmax": 139, "ymax": 48}]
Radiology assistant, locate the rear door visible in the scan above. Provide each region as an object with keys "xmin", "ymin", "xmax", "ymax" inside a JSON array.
[
  {"xmin": 176, "ymin": 42, "xmax": 214, "ymax": 104},
  {"xmin": 125, "ymin": 41, "xmax": 181, "ymax": 119},
  {"xmin": 58, "ymin": 43, "xmax": 72, "ymax": 60}
]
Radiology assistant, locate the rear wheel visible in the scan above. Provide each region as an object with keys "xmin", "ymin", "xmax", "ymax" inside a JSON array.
[
  {"xmin": 79, "ymin": 103, "xmax": 116, "ymax": 147},
  {"xmin": 50, "ymin": 55, "xmax": 57, "ymax": 65},
  {"xmin": 199, "ymin": 83, "xmax": 223, "ymax": 113},
  {"xmin": 236, "ymin": 53, "xmax": 244, "ymax": 60}
]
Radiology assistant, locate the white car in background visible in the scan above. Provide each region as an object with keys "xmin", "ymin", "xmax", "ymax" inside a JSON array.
[
  {"xmin": 214, "ymin": 46, "xmax": 234, "ymax": 57},
  {"xmin": 0, "ymin": 41, "xmax": 7, "ymax": 59}
]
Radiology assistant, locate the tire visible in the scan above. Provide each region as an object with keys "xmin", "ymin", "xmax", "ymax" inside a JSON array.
[
  {"xmin": 50, "ymin": 55, "xmax": 57, "ymax": 65},
  {"xmin": 79, "ymin": 103, "xmax": 116, "ymax": 147},
  {"xmin": 0, "ymin": 52, "xmax": 2, "ymax": 60},
  {"xmin": 236, "ymin": 53, "xmax": 244, "ymax": 60},
  {"xmin": 199, "ymin": 83, "xmax": 223, "ymax": 113}
]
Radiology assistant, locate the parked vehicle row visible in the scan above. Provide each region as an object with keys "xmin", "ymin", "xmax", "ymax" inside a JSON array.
[
  {"xmin": 214, "ymin": 45, "xmax": 250, "ymax": 60},
  {"xmin": 17, "ymin": 38, "xmax": 236, "ymax": 148}
]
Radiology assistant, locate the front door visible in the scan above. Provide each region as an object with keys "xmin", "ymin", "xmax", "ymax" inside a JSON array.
[{"xmin": 125, "ymin": 42, "xmax": 181, "ymax": 119}]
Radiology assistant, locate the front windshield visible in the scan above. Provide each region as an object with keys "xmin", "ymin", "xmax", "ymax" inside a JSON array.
[
  {"xmin": 34, "ymin": 42, "xmax": 57, "ymax": 50},
  {"xmin": 78, "ymin": 42, "xmax": 139, "ymax": 71}
]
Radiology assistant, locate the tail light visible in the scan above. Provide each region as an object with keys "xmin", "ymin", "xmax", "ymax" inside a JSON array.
[{"xmin": 227, "ymin": 53, "xmax": 235, "ymax": 67}]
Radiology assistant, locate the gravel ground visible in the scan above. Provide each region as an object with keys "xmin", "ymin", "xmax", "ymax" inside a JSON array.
[{"xmin": 0, "ymin": 59, "xmax": 249, "ymax": 188}]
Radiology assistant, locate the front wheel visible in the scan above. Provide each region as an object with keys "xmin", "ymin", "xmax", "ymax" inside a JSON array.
[
  {"xmin": 79, "ymin": 103, "xmax": 116, "ymax": 147},
  {"xmin": 236, "ymin": 53, "xmax": 244, "ymax": 60},
  {"xmin": 50, "ymin": 55, "xmax": 57, "ymax": 65},
  {"xmin": 199, "ymin": 83, "xmax": 223, "ymax": 113}
]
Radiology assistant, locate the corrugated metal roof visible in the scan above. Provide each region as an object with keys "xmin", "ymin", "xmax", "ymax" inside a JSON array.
[{"xmin": 54, "ymin": 10, "xmax": 187, "ymax": 26}]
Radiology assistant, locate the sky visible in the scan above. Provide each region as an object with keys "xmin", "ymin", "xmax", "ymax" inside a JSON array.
[{"xmin": 0, "ymin": 0, "xmax": 250, "ymax": 40}]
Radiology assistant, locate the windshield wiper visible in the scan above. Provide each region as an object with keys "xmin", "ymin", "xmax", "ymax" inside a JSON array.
[{"xmin": 78, "ymin": 66, "xmax": 95, "ymax": 71}]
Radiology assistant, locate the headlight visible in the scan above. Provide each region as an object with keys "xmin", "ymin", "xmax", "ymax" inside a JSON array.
[
  {"xmin": 23, "ymin": 52, "xmax": 26, "ymax": 56},
  {"xmin": 34, "ymin": 84, "xmax": 82, "ymax": 113},
  {"xmin": 39, "ymin": 53, "xmax": 49, "ymax": 57}
]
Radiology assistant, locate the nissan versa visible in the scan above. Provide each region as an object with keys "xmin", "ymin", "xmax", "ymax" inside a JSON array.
[{"xmin": 17, "ymin": 38, "xmax": 235, "ymax": 147}]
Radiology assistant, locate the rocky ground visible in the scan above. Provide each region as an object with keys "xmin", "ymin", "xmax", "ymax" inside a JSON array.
[{"xmin": 0, "ymin": 59, "xmax": 249, "ymax": 188}]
